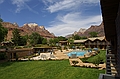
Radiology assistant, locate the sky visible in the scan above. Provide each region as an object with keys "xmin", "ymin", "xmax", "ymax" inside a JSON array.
[{"xmin": 0, "ymin": 0, "xmax": 102, "ymax": 36}]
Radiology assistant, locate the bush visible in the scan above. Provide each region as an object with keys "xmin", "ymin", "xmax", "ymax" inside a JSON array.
[
  {"xmin": 81, "ymin": 50, "xmax": 106, "ymax": 64},
  {"xmin": 92, "ymin": 55, "xmax": 102, "ymax": 66},
  {"xmin": 72, "ymin": 61, "xmax": 79, "ymax": 66},
  {"xmin": 0, "ymin": 52, "xmax": 7, "ymax": 60}
]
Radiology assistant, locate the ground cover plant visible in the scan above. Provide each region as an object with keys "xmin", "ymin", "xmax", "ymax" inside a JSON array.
[
  {"xmin": 0, "ymin": 60, "xmax": 104, "ymax": 79},
  {"xmin": 81, "ymin": 50, "xmax": 106, "ymax": 64}
]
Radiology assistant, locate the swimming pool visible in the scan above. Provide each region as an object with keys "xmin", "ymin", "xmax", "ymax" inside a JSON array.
[{"xmin": 67, "ymin": 51, "xmax": 87, "ymax": 57}]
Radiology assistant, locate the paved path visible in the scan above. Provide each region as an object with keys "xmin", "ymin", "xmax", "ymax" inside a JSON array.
[
  {"xmin": 69, "ymin": 58, "xmax": 83, "ymax": 66},
  {"xmin": 69, "ymin": 58, "xmax": 106, "ymax": 69},
  {"xmin": 54, "ymin": 50, "xmax": 69, "ymax": 59}
]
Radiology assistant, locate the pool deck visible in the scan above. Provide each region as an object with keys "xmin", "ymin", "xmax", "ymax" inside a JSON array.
[
  {"xmin": 53, "ymin": 49, "xmax": 75, "ymax": 59},
  {"xmin": 21, "ymin": 49, "xmax": 90, "ymax": 60},
  {"xmin": 20, "ymin": 49, "xmax": 106, "ymax": 70}
]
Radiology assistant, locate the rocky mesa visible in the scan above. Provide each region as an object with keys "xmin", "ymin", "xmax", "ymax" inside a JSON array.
[
  {"xmin": 1, "ymin": 22, "xmax": 55, "ymax": 40},
  {"xmin": 66, "ymin": 22, "xmax": 105, "ymax": 38}
]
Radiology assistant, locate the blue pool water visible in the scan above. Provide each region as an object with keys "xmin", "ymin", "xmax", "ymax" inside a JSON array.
[{"xmin": 67, "ymin": 51, "xmax": 87, "ymax": 57}]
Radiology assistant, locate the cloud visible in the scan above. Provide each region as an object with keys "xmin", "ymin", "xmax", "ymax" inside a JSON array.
[
  {"xmin": 43, "ymin": 0, "xmax": 101, "ymax": 36},
  {"xmin": 46, "ymin": 12, "xmax": 102, "ymax": 36},
  {"xmin": 0, "ymin": 0, "xmax": 4, "ymax": 4},
  {"xmin": 43, "ymin": 0, "xmax": 99, "ymax": 13},
  {"xmin": 11, "ymin": 0, "xmax": 38, "ymax": 14}
]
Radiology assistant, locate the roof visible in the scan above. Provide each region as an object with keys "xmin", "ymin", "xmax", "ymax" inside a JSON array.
[
  {"xmin": 74, "ymin": 36, "xmax": 105, "ymax": 43},
  {"xmin": 32, "ymin": 47, "xmax": 53, "ymax": 49},
  {"xmin": 100, "ymin": 0, "xmax": 120, "ymax": 41},
  {"xmin": 59, "ymin": 41, "xmax": 68, "ymax": 43},
  {"xmin": 88, "ymin": 36, "xmax": 105, "ymax": 41},
  {"xmin": 74, "ymin": 39, "xmax": 87, "ymax": 43}
]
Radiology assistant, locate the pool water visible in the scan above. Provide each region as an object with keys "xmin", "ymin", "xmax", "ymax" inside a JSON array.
[{"xmin": 67, "ymin": 51, "xmax": 87, "ymax": 57}]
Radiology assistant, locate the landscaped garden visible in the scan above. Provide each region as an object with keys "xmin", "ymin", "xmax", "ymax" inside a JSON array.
[
  {"xmin": 0, "ymin": 60, "xmax": 105, "ymax": 79},
  {"xmin": 81, "ymin": 50, "xmax": 106, "ymax": 64}
]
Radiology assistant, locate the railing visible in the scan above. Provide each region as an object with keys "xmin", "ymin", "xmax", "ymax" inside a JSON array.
[{"xmin": 106, "ymin": 45, "xmax": 117, "ymax": 76}]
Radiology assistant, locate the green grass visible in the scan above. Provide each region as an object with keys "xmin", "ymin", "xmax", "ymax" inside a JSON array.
[
  {"xmin": 0, "ymin": 60, "xmax": 105, "ymax": 79},
  {"xmin": 81, "ymin": 50, "xmax": 106, "ymax": 63}
]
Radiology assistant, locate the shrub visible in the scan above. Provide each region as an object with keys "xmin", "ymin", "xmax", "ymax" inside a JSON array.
[
  {"xmin": 81, "ymin": 50, "xmax": 106, "ymax": 64},
  {"xmin": 92, "ymin": 55, "xmax": 102, "ymax": 67},
  {"xmin": 72, "ymin": 61, "xmax": 79, "ymax": 66},
  {"xmin": 0, "ymin": 52, "xmax": 7, "ymax": 60}
]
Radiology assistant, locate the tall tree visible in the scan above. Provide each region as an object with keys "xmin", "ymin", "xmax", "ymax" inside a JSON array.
[
  {"xmin": 12, "ymin": 29, "xmax": 21, "ymax": 46},
  {"xmin": 0, "ymin": 18, "xmax": 8, "ymax": 42},
  {"xmin": 42, "ymin": 38, "xmax": 47, "ymax": 44},
  {"xmin": 49, "ymin": 38, "xmax": 54, "ymax": 46},
  {"xmin": 57, "ymin": 36, "xmax": 67, "ymax": 41},
  {"xmin": 80, "ymin": 36, "xmax": 87, "ymax": 39},
  {"xmin": 73, "ymin": 34, "xmax": 80, "ymax": 40},
  {"xmin": 19, "ymin": 36, "xmax": 27, "ymax": 46},
  {"xmin": 68, "ymin": 38, "xmax": 74, "ymax": 49},
  {"xmin": 68, "ymin": 38, "xmax": 74, "ymax": 45},
  {"xmin": 89, "ymin": 32, "xmax": 98, "ymax": 37},
  {"xmin": 54, "ymin": 38, "xmax": 59, "ymax": 43},
  {"xmin": 29, "ymin": 32, "xmax": 43, "ymax": 46}
]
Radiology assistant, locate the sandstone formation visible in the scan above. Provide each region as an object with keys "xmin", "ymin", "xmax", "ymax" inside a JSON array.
[
  {"xmin": 66, "ymin": 22, "xmax": 105, "ymax": 38},
  {"xmin": 1, "ymin": 22, "xmax": 55, "ymax": 40}
]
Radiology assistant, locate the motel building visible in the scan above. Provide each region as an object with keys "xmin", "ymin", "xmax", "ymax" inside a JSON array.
[{"xmin": 74, "ymin": 36, "xmax": 109, "ymax": 50}]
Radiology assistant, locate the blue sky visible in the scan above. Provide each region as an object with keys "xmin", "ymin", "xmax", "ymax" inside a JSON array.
[{"xmin": 0, "ymin": 0, "xmax": 102, "ymax": 36}]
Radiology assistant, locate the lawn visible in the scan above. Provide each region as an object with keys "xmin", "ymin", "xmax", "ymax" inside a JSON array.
[{"xmin": 0, "ymin": 60, "xmax": 105, "ymax": 79}]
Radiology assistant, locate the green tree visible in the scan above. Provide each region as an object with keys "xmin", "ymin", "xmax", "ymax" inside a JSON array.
[
  {"xmin": 48, "ymin": 38, "xmax": 59, "ymax": 46},
  {"xmin": 0, "ymin": 24, "xmax": 8, "ymax": 42},
  {"xmin": 54, "ymin": 38, "xmax": 59, "ymax": 43},
  {"xmin": 0, "ymin": 19, "xmax": 8, "ymax": 42},
  {"xmin": 57, "ymin": 36, "xmax": 67, "ymax": 41},
  {"xmin": 29, "ymin": 32, "xmax": 43, "ymax": 46},
  {"xmin": 89, "ymin": 32, "xmax": 98, "ymax": 37},
  {"xmin": 73, "ymin": 34, "xmax": 80, "ymax": 40},
  {"xmin": 19, "ymin": 36, "xmax": 27, "ymax": 46},
  {"xmin": 49, "ymin": 38, "xmax": 54, "ymax": 46},
  {"xmin": 23, "ymin": 34, "xmax": 29, "ymax": 44},
  {"xmin": 12, "ymin": 29, "xmax": 21, "ymax": 46},
  {"xmin": 68, "ymin": 38, "xmax": 74, "ymax": 49},
  {"xmin": 80, "ymin": 36, "xmax": 87, "ymax": 39},
  {"xmin": 42, "ymin": 38, "xmax": 47, "ymax": 44},
  {"xmin": 68, "ymin": 39, "xmax": 74, "ymax": 44}
]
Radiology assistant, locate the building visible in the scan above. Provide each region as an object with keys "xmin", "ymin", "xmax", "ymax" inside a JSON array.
[
  {"xmin": 74, "ymin": 36, "xmax": 109, "ymax": 49},
  {"xmin": 84, "ymin": 36, "xmax": 109, "ymax": 49},
  {"xmin": 99, "ymin": 0, "xmax": 120, "ymax": 78},
  {"xmin": 58, "ymin": 41, "xmax": 68, "ymax": 46}
]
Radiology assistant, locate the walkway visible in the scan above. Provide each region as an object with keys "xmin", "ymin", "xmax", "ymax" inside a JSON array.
[
  {"xmin": 69, "ymin": 58, "xmax": 83, "ymax": 66},
  {"xmin": 54, "ymin": 50, "xmax": 69, "ymax": 59},
  {"xmin": 21, "ymin": 53, "xmax": 56, "ymax": 60},
  {"xmin": 69, "ymin": 58, "xmax": 106, "ymax": 70}
]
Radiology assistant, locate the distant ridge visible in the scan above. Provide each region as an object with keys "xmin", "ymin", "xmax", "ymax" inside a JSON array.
[
  {"xmin": 65, "ymin": 22, "xmax": 105, "ymax": 38},
  {"xmin": 1, "ymin": 22, "xmax": 55, "ymax": 40}
]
